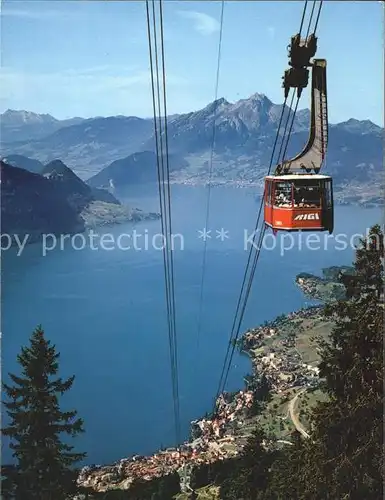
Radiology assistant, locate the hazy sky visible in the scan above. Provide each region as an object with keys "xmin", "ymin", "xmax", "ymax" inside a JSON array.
[{"xmin": 1, "ymin": 1, "xmax": 383, "ymax": 124}]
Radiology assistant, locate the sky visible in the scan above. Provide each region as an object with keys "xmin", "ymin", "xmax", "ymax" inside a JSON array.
[{"xmin": 1, "ymin": 0, "xmax": 383, "ymax": 125}]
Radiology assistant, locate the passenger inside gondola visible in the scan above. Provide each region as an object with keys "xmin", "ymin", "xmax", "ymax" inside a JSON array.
[
  {"xmin": 273, "ymin": 181, "xmax": 323, "ymax": 208},
  {"xmin": 293, "ymin": 183, "xmax": 321, "ymax": 208},
  {"xmin": 274, "ymin": 182, "xmax": 292, "ymax": 207},
  {"xmin": 294, "ymin": 186, "xmax": 306, "ymax": 206}
]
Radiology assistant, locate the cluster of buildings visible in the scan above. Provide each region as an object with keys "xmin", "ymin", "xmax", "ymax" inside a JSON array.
[
  {"xmin": 78, "ymin": 390, "xmax": 254, "ymax": 493},
  {"xmin": 171, "ymin": 177, "xmax": 261, "ymax": 188},
  {"xmin": 255, "ymin": 348, "xmax": 319, "ymax": 393},
  {"xmin": 296, "ymin": 275, "xmax": 324, "ymax": 298},
  {"xmin": 192, "ymin": 390, "xmax": 254, "ymax": 441},
  {"xmin": 242, "ymin": 306, "xmax": 324, "ymax": 393},
  {"xmin": 285, "ymin": 305, "xmax": 324, "ymax": 320}
]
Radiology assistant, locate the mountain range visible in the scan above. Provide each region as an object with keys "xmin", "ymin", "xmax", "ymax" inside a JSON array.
[
  {"xmin": 1, "ymin": 109, "xmax": 85, "ymax": 143},
  {"xmin": 1, "ymin": 94, "xmax": 383, "ymax": 205}
]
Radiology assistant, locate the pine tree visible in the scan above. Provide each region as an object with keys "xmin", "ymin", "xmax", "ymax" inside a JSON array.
[
  {"xmin": 354, "ymin": 223, "xmax": 384, "ymax": 298},
  {"xmin": 248, "ymin": 373, "xmax": 272, "ymax": 417},
  {"xmin": 266, "ymin": 431, "xmax": 308, "ymax": 499},
  {"xmin": 220, "ymin": 425, "xmax": 277, "ymax": 499},
  {"xmin": 339, "ymin": 224, "xmax": 384, "ymax": 299},
  {"xmin": 2, "ymin": 326, "xmax": 86, "ymax": 499}
]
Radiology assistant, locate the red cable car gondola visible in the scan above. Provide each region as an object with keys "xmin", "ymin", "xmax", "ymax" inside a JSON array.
[
  {"xmin": 264, "ymin": 174, "xmax": 333, "ymax": 233},
  {"xmin": 264, "ymin": 56, "xmax": 333, "ymax": 234}
]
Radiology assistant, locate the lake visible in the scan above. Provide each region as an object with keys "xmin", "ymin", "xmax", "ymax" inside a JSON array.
[{"xmin": 1, "ymin": 185, "xmax": 381, "ymax": 465}]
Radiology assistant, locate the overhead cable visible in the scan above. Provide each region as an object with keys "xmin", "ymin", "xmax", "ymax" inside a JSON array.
[{"xmin": 145, "ymin": 0, "xmax": 181, "ymax": 446}]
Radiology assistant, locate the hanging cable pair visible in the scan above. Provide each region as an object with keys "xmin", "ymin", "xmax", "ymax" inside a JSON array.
[
  {"xmin": 213, "ymin": 0, "xmax": 324, "ymax": 409},
  {"xmin": 145, "ymin": 0, "xmax": 181, "ymax": 446}
]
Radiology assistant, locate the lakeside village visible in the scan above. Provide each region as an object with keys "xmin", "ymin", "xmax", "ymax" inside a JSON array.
[
  {"xmin": 169, "ymin": 178, "xmax": 381, "ymax": 206},
  {"xmin": 170, "ymin": 177, "xmax": 263, "ymax": 189},
  {"xmin": 78, "ymin": 302, "xmax": 326, "ymax": 494}
]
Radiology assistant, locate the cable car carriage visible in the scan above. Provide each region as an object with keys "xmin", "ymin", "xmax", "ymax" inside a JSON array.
[
  {"xmin": 264, "ymin": 174, "xmax": 333, "ymax": 233},
  {"xmin": 264, "ymin": 54, "xmax": 333, "ymax": 234}
]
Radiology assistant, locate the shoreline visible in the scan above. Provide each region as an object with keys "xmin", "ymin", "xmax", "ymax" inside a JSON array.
[
  {"xmin": 77, "ymin": 297, "xmax": 330, "ymax": 493},
  {"xmin": 4, "ymin": 206, "xmax": 161, "ymax": 250},
  {"xmin": 167, "ymin": 180, "xmax": 384, "ymax": 208}
]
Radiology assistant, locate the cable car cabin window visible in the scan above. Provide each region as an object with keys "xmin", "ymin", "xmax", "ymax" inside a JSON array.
[
  {"xmin": 274, "ymin": 182, "xmax": 292, "ymax": 207},
  {"xmin": 293, "ymin": 182, "xmax": 322, "ymax": 208},
  {"xmin": 325, "ymin": 179, "xmax": 332, "ymax": 207},
  {"xmin": 265, "ymin": 180, "xmax": 272, "ymax": 206}
]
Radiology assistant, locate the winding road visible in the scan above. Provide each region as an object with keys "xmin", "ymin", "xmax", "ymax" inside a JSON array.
[{"xmin": 288, "ymin": 388, "xmax": 310, "ymax": 439}]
